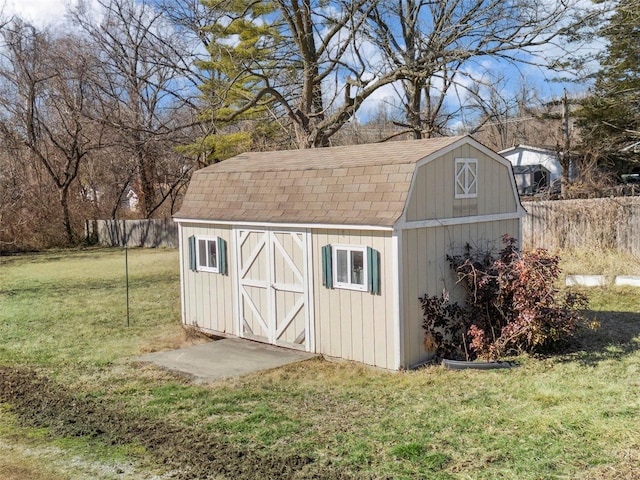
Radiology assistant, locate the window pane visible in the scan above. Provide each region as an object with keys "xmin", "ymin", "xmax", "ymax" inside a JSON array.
[
  {"xmin": 336, "ymin": 249, "xmax": 348, "ymax": 283},
  {"xmin": 467, "ymin": 163, "xmax": 477, "ymax": 193},
  {"xmin": 351, "ymin": 250, "xmax": 364, "ymax": 285},
  {"xmin": 198, "ymin": 239, "xmax": 207, "ymax": 267},
  {"xmin": 208, "ymin": 240, "xmax": 217, "ymax": 269},
  {"xmin": 455, "ymin": 161, "xmax": 466, "ymax": 195}
]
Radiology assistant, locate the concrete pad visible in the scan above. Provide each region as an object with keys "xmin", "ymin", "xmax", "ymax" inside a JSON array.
[
  {"xmin": 614, "ymin": 275, "xmax": 640, "ymax": 287},
  {"xmin": 138, "ymin": 337, "xmax": 317, "ymax": 383},
  {"xmin": 565, "ymin": 275, "xmax": 607, "ymax": 287}
]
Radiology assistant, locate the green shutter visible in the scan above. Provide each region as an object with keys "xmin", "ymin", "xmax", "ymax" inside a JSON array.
[
  {"xmin": 321, "ymin": 245, "xmax": 333, "ymax": 288},
  {"xmin": 217, "ymin": 237, "xmax": 228, "ymax": 275},
  {"xmin": 367, "ymin": 247, "xmax": 380, "ymax": 295},
  {"xmin": 188, "ymin": 236, "xmax": 197, "ymax": 271}
]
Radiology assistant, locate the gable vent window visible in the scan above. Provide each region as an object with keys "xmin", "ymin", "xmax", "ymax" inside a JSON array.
[
  {"xmin": 455, "ymin": 158, "xmax": 478, "ymax": 199},
  {"xmin": 188, "ymin": 235, "xmax": 228, "ymax": 274}
]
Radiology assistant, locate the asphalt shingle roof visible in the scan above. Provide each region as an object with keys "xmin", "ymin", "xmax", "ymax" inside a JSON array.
[{"xmin": 174, "ymin": 136, "xmax": 465, "ymax": 227}]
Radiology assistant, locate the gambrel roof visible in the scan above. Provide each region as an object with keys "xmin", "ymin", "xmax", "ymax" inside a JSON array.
[{"xmin": 175, "ymin": 136, "xmax": 466, "ymax": 227}]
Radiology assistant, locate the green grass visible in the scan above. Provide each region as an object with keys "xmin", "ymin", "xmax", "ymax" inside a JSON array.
[
  {"xmin": 0, "ymin": 248, "xmax": 183, "ymax": 367},
  {"xmin": 0, "ymin": 248, "xmax": 639, "ymax": 479}
]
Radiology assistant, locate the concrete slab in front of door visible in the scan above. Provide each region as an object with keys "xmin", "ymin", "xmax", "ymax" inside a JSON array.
[{"xmin": 137, "ymin": 337, "xmax": 318, "ymax": 383}]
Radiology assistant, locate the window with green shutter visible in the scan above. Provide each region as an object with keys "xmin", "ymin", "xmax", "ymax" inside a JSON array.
[
  {"xmin": 322, "ymin": 244, "xmax": 380, "ymax": 294},
  {"xmin": 188, "ymin": 235, "xmax": 228, "ymax": 275}
]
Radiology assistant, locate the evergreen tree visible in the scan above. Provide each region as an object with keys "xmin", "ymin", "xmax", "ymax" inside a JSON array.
[
  {"xmin": 181, "ymin": 0, "xmax": 282, "ymax": 162},
  {"xmin": 577, "ymin": 0, "xmax": 640, "ymax": 172},
  {"xmin": 192, "ymin": 0, "xmax": 393, "ymax": 150}
]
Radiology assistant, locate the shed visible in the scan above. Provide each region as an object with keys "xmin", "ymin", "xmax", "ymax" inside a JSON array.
[
  {"xmin": 511, "ymin": 164, "xmax": 551, "ymax": 195},
  {"xmin": 499, "ymin": 144, "xmax": 563, "ymax": 188},
  {"xmin": 174, "ymin": 136, "xmax": 525, "ymax": 370}
]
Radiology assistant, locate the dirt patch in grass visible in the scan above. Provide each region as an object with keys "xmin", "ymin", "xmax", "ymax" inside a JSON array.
[
  {"xmin": 0, "ymin": 366, "xmax": 370, "ymax": 480},
  {"xmin": 0, "ymin": 463, "xmax": 57, "ymax": 480}
]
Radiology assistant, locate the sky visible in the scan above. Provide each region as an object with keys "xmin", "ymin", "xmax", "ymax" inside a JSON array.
[
  {"xmin": 4, "ymin": 0, "xmax": 72, "ymax": 26},
  {"xmin": 3, "ymin": 0, "xmax": 604, "ymax": 129}
]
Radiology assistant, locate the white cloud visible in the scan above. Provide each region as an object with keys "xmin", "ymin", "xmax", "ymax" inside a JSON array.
[
  {"xmin": 356, "ymin": 81, "xmax": 403, "ymax": 122},
  {"xmin": 5, "ymin": 0, "xmax": 69, "ymax": 25},
  {"xmin": 4, "ymin": 0, "xmax": 100, "ymax": 27}
]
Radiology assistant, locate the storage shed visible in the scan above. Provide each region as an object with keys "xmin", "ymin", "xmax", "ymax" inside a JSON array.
[
  {"xmin": 174, "ymin": 136, "xmax": 525, "ymax": 369},
  {"xmin": 511, "ymin": 164, "xmax": 551, "ymax": 195},
  {"xmin": 499, "ymin": 145, "xmax": 563, "ymax": 188}
]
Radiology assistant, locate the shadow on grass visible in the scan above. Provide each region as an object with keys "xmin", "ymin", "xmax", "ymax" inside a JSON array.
[{"xmin": 560, "ymin": 310, "xmax": 640, "ymax": 365}]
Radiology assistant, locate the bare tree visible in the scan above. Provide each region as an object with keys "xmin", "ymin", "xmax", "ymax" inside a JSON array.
[
  {"xmin": 71, "ymin": 0, "xmax": 199, "ymax": 218},
  {"xmin": 0, "ymin": 147, "xmax": 27, "ymax": 251},
  {"xmin": 463, "ymin": 74, "xmax": 533, "ymax": 150},
  {"xmin": 364, "ymin": 0, "xmax": 586, "ymax": 139},
  {"xmin": 0, "ymin": 21, "xmax": 101, "ymax": 243},
  {"xmin": 197, "ymin": 0, "xmax": 419, "ymax": 149}
]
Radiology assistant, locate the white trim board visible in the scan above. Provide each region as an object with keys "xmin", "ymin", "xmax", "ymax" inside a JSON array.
[
  {"xmin": 392, "ymin": 230, "xmax": 403, "ymax": 370},
  {"xmin": 397, "ymin": 211, "xmax": 525, "ymax": 230},
  {"xmin": 178, "ymin": 223, "xmax": 186, "ymax": 325},
  {"xmin": 174, "ymin": 217, "xmax": 393, "ymax": 232}
]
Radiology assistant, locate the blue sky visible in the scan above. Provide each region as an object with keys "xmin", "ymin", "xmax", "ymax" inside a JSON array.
[{"xmin": 5, "ymin": 0, "xmax": 605, "ymax": 129}]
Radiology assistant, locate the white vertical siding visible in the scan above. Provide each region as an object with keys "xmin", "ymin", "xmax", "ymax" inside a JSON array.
[
  {"xmin": 180, "ymin": 223, "xmax": 236, "ymax": 336},
  {"xmin": 312, "ymin": 229, "xmax": 396, "ymax": 369},
  {"xmin": 400, "ymin": 219, "xmax": 520, "ymax": 368},
  {"xmin": 405, "ymin": 144, "xmax": 518, "ymax": 222}
]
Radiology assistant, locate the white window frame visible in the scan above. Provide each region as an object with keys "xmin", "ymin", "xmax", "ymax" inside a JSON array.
[
  {"xmin": 332, "ymin": 245, "xmax": 368, "ymax": 292},
  {"xmin": 195, "ymin": 236, "xmax": 219, "ymax": 273},
  {"xmin": 455, "ymin": 158, "xmax": 478, "ymax": 199}
]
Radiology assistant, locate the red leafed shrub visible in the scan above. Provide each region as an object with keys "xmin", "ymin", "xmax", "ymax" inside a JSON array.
[{"xmin": 421, "ymin": 235, "xmax": 588, "ymax": 361}]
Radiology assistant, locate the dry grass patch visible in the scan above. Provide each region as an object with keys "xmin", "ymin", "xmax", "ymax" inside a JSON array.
[
  {"xmin": 558, "ymin": 248, "xmax": 640, "ymax": 277},
  {"xmin": 139, "ymin": 325, "xmax": 216, "ymax": 354}
]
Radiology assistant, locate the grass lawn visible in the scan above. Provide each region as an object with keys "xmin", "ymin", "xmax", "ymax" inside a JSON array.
[{"xmin": 0, "ymin": 248, "xmax": 638, "ymax": 479}]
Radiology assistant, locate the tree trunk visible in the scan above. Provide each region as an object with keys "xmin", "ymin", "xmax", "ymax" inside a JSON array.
[
  {"xmin": 405, "ymin": 78, "xmax": 423, "ymax": 139},
  {"xmin": 135, "ymin": 139, "xmax": 156, "ymax": 218},
  {"xmin": 59, "ymin": 186, "xmax": 74, "ymax": 244}
]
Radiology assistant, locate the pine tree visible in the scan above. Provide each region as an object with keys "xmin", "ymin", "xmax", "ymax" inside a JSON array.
[
  {"xmin": 184, "ymin": 0, "xmax": 282, "ymax": 163},
  {"xmin": 577, "ymin": 0, "xmax": 640, "ymax": 171}
]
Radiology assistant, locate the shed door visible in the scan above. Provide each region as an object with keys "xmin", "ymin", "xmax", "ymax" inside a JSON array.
[{"xmin": 235, "ymin": 228, "xmax": 312, "ymax": 351}]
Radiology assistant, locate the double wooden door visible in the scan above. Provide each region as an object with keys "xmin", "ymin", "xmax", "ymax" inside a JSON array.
[{"xmin": 235, "ymin": 228, "xmax": 312, "ymax": 351}]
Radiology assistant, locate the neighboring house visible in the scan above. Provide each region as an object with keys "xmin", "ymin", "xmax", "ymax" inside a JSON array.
[
  {"xmin": 121, "ymin": 188, "xmax": 139, "ymax": 212},
  {"xmin": 174, "ymin": 136, "xmax": 525, "ymax": 370},
  {"xmin": 499, "ymin": 145, "xmax": 562, "ymax": 195},
  {"xmin": 511, "ymin": 164, "xmax": 551, "ymax": 195},
  {"xmin": 83, "ymin": 186, "xmax": 104, "ymax": 205},
  {"xmin": 620, "ymin": 142, "xmax": 640, "ymax": 183}
]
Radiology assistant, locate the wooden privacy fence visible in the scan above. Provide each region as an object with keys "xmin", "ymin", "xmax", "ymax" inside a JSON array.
[
  {"xmin": 87, "ymin": 198, "xmax": 640, "ymax": 254},
  {"xmin": 522, "ymin": 197, "xmax": 640, "ymax": 256},
  {"xmin": 86, "ymin": 219, "xmax": 178, "ymax": 248}
]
